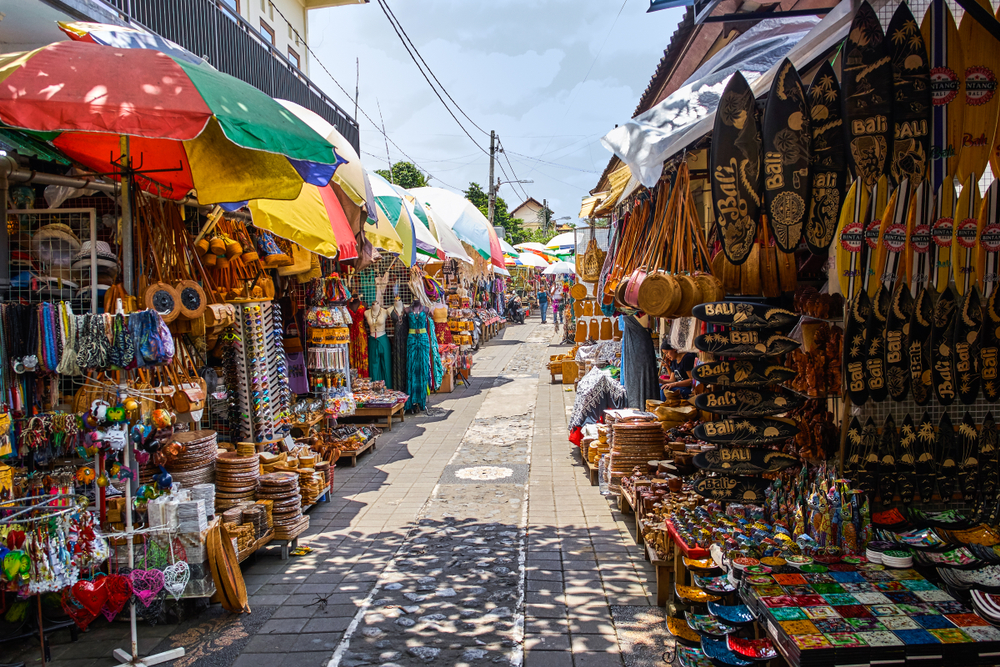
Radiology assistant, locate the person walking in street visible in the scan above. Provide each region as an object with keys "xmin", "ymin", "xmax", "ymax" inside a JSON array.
[
  {"xmin": 536, "ymin": 284, "xmax": 549, "ymax": 323},
  {"xmin": 551, "ymin": 286, "xmax": 563, "ymax": 326}
]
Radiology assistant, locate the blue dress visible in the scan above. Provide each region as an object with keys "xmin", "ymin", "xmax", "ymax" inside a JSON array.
[{"xmin": 405, "ymin": 310, "xmax": 432, "ymax": 411}]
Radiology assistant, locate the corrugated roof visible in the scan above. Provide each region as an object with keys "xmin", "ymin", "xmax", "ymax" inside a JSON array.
[{"xmin": 592, "ymin": 163, "xmax": 633, "ymax": 216}]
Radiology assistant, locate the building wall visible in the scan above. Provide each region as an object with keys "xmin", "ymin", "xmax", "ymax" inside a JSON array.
[
  {"xmin": 232, "ymin": 0, "xmax": 309, "ymax": 75},
  {"xmin": 511, "ymin": 201, "xmax": 545, "ymax": 229}
]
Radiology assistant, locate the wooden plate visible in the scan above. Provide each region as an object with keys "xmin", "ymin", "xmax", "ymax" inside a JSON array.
[
  {"xmin": 887, "ymin": 3, "xmax": 931, "ymax": 186},
  {"xmin": 805, "ymin": 60, "xmax": 847, "ymax": 254},
  {"xmin": 762, "ymin": 58, "xmax": 810, "ymax": 253},
  {"xmin": 694, "ymin": 388, "xmax": 802, "ymax": 416},
  {"xmin": 844, "ymin": 1, "xmax": 892, "ymax": 188},
  {"xmin": 693, "ymin": 417, "xmax": 799, "ymax": 446},
  {"xmin": 710, "ymin": 71, "xmax": 760, "ymax": 265},
  {"xmin": 693, "ymin": 302, "xmax": 798, "ymax": 330}
]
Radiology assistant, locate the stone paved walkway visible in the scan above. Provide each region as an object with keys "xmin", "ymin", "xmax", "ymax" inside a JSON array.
[{"xmin": 9, "ymin": 317, "xmax": 668, "ymax": 667}]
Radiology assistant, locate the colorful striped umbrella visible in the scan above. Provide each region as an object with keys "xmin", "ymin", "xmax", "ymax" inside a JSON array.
[
  {"xmin": 370, "ymin": 173, "xmax": 417, "ymax": 266},
  {"xmin": 410, "ymin": 187, "xmax": 504, "ymax": 269},
  {"xmin": 405, "ymin": 192, "xmax": 471, "ymax": 263},
  {"xmin": 0, "ymin": 40, "xmax": 343, "ymax": 204},
  {"xmin": 248, "ymin": 184, "xmax": 358, "ymax": 259}
]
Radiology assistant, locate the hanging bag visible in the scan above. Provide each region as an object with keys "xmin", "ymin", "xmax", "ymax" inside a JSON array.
[{"xmin": 581, "ymin": 226, "xmax": 606, "ymax": 282}]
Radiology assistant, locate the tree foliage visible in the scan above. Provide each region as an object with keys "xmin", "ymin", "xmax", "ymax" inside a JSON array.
[
  {"xmin": 464, "ymin": 182, "xmax": 547, "ymax": 246},
  {"xmin": 375, "ymin": 161, "xmax": 429, "ymax": 189}
]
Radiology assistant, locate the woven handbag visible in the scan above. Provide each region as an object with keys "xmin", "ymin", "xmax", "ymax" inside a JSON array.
[{"xmin": 581, "ymin": 234, "xmax": 606, "ymax": 282}]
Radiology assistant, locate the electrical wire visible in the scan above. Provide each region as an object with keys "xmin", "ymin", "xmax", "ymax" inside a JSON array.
[
  {"xmin": 376, "ymin": 0, "xmax": 488, "ymax": 155},
  {"xmin": 506, "ymin": 150, "xmax": 598, "ymax": 174},
  {"xmin": 496, "ymin": 137, "xmax": 531, "ymax": 201},
  {"xmin": 378, "ymin": 0, "xmax": 489, "ymax": 137}
]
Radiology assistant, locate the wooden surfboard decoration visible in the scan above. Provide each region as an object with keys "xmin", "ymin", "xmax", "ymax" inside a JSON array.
[
  {"xmin": 954, "ymin": 287, "xmax": 982, "ymax": 404},
  {"xmin": 711, "ymin": 71, "xmax": 761, "ymax": 265},
  {"xmin": 921, "ymin": 0, "xmax": 965, "ymax": 189},
  {"xmin": 885, "ymin": 281, "xmax": 914, "ymax": 402},
  {"xmin": 953, "ymin": 175, "xmax": 981, "ymax": 295},
  {"xmin": 694, "ymin": 476, "xmax": 772, "ymax": 504},
  {"xmin": 846, "ymin": 417, "xmax": 864, "ymax": 482},
  {"xmin": 694, "ymin": 331, "xmax": 800, "ymax": 358},
  {"xmin": 931, "ymin": 284, "xmax": 958, "ymax": 405},
  {"xmin": 931, "ymin": 178, "xmax": 957, "ymax": 292},
  {"xmin": 915, "ymin": 411, "xmax": 938, "ymax": 501},
  {"xmin": 909, "ymin": 286, "xmax": 936, "ymax": 405},
  {"xmin": 908, "ymin": 181, "xmax": 934, "ymax": 294},
  {"xmin": 806, "ymin": 61, "xmax": 846, "ymax": 255},
  {"xmin": 835, "ymin": 180, "xmax": 871, "ymax": 297},
  {"xmin": 977, "ymin": 412, "xmax": 997, "ymax": 520},
  {"xmin": 878, "ymin": 414, "xmax": 899, "ymax": 502},
  {"xmin": 694, "ymin": 448, "xmax": 798, "ymax": 475},
  {"xmin": 763, "ymin": 58, "xmax": 811, "ymax": 253},
  {"xmin": 864, "ymin": 284, "xmax": 890, "ymax": 402},
  {"xmin": 691, "ymin": 302, "xmax": 799, "ymax": 330},
  {"xmin": 984, "ymin": 288, "xmax": 1000, "ymax": 401},
  {"xmin": 694, "ymin": 388, "xmax": 802, "ymax": 416},
  {"xmin": 693, "ymin": 417, "xmax": 799, "ymax": 446},
  {"xmin": 858, "ymin": 417, "xmax": 879, "ymax": 499},
  {"xmin": 845, "ymin": 290, "xmax": 872, "ymax": 405},
  {"xmin": 957, "ymin": 412, "xmax": 979, "ymax": 501},
  {"xmin": 844, "ymin": 1, "xmax": 893, "ymax": 188},
  {"xmin": 693, "ymin": 360, "xmax": 796, "ymax": 387},
  {"xmin": 977, "ymin": 179, "xmax": 1000, "ymax": 297},
  {"xmin": 898, "ymin": 414, "xmax": 917, "ymax": 504},
  {"xmin": 956, "ymin": 0, "xmax": 1000, "ymax": 183},
  {"xmin": 938, "ymin": 412, "xmax": 958, "ymax": 499},
  {"xmin": 874, "ymin": 178, "xmax": 912, "ymax": 290},
  {"xmin": 887, "ymin": 3, "xmax": 931, "ymax": 186},
  {"xmin": 864, "ymin": 176, "xmax": 890, "ymax": 297}
]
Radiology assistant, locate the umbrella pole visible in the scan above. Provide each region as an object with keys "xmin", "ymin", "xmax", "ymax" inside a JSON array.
[{"xmin": 120, "ymin": 136, "xmax": 134, "ymax": 297}]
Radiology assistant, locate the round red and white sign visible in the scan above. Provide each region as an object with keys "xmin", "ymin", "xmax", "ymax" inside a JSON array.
[
  {"xmin": 965, "ymin": 66, "xmax": 997, "ymax": 106},
  {"xmin": 884, "ymin": 223, "xmax": 907, "ymax": 252},
  {"xmin": 911, "ymin": 224, "xmax": 931, "ymax": 253},
  {"xmin": 932, "ymin": 218, "xmax": 954, "ymax": 247},
  {"xmin": 982, "ymin": 224, "xmax": 1000, "ymax": 252},
  {"xmin": 931, "ymin": 67, "xmax": 961, "ymax": 106},
  {"xmin": 840, "ymin": 221, "xmax": 865, "ymax": 253},
  {"xmin": 956, "ymin": 219, "xmax": 979, "ymax": 250}
]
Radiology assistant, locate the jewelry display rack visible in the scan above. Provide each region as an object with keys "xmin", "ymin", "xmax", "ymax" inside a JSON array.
[{"xmin": 232, "ymin": 301, "xmax": 291, "ymax": 443}]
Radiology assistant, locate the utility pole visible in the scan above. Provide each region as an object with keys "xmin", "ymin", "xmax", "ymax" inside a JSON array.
[
  {"xmin": 543, "ymin": 198, "xmax": 550, "ymax": 231},
  {"xmin": 487, "ymin": 130, "xmax": 496, "ymax": 224}
]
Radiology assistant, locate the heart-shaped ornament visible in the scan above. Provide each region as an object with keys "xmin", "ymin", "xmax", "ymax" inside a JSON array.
[
  {"xmin": 72, "ymin": 578, "xmax": 108, "ymax": 617},
  {"xmin": 130, "ymin": 568, "xmax": 165, "ymax": 607},
  {"xmin": 6, "ymin": 529, "xmax": 25, "ymax": 550},
  {"xmin": 162, "ymin": 561, "xmax": 190, "ymax": 600},
  {"xmin": 101, "ymin": 573, "xmax": 134, "ymax": 621},
  {"xmin": 135, "ymin": 589, "xmax": 167, "ymax": 625},
  {"xmin": 61, "ymin": 587, "xmax": 97, "ymax": 630}
]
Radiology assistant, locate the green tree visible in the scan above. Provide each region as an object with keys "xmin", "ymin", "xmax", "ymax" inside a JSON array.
[{"xmin": 375, "ymin": 161, "xmax": 429, "ymax": 188}]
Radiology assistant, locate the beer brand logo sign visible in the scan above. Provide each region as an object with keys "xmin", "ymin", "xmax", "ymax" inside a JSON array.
[
  {"xmin": 956, "ymin": 219, "xmax": 979, "ymax": 249},
  {"xmin": 912, "ymin": 224, "xmax": 932, "ymax": 253},
  {"xmin": 841, "ymin": 221, "xmax": 865, "ymax": 252},
  {"xmin": 931, "ymin": 67, "xmax": 961, "ymax": 105},
  {"xmin": 982, "ymin": 224, "xmax": 1000, "ymax": 252},
  {"xmin": 866, "ymin": 219, "xmax": 882, "ymax": 249},
  {"xmin": 932, "ymin": 218, "xmax": 954, "ymax": 247},
  {"xmin": 965, "ymin": 66, "xmax": 997, "ymax": 106},
  {"xmin": 884, "ymin": 224, "xmax": 907, "ymax": 252}
]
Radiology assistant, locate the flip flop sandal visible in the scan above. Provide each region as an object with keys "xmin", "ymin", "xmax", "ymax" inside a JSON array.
[{"xmin": 290, "ymin": 547, "xmax": 312, "ymax": 556}]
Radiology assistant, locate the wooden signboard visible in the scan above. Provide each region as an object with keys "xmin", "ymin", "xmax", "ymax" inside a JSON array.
[
  {"xmin": 693, "ymin": 475, "xmax": 772, "ymax": 504},
  {"xmin": 858, "ymin": 417, "xmax": 880, "ymax": 499},
  {"xmin": 711, "ymin": 71, "xmax": 761, "ymax": 265},
  {"xmin": 835, "ymin": 180, "xmax": 871, "ymax": 297},
  {"xmin": 984, "ymin": 289, "xmax": 1000, "ymax": 401},
  {"xmin": 885, "ymin": 282, "xmax": 914, "ymax": 402},
  {"xmin": 956, "ymin": 0, "xmax": 1000, "ymax": 183},
  {"xmin": 878, "ymin": 414, "xmax": 899, "ymax": 502},
  {"xmin": 843, "ymin": 1, "xmax": 893, "ymax": 188},
  {"xmin": 909, "ymin": 286, "xmax": 936, "ymax": 405},
  {"xmin": 806, "ymin": 61, "xmax": 846, "ymax": 255},
  {"xmin": 845, "ymin": 290, "xmax": 872, "ymax": 405},
  {"xmin": 915, "ymin": 411, "xmax": 938, "ymax": 501},
  {"xmin": 694, "ymin": 331, "xmax": 800, "ymax": 358},
  {"xmin": 921, "ymin": 0, "xmax": 965, "ymax": 189},
  {"xmin": 693, "ymin": 447, "xmax": 798, "ymax": 474},
  {"xmin": 887, "ymin": 3, "xmax": 931, "ymax": 187},
  {"xmin": 953, "ymin": 175, "xmax": 981, "ymax": 295},
  {"xmin": 691, "ymin": 301, "xmax": 799, "ymax": 329},
  {"xmin": 846, "ymin": 416, "xmax": 864, "ymax": 481},
  {"xmin": 763, "ymin": 58, "xmax": 811, "ymax": 253},
  {"xmin": 931, "ymin": 285, "xmax": 958, "ymax": 405},
  {"xmin": 957, "ymin": 412, "xmax": 979, "ymax": 500},
  {"xmin": 864, "ymin": 284, "xmax": 891, "ymax": 402},
  {"xmin": 899, "ymin": 414, "xmax": 917, "ymax": 504},
  {"xmin": 693, "ymin": 417, "xmax": 799, "ymax": 446},
  {"xmin": 939, "ymin": 412, "xmax": 959, "ymax": 497},
  {"xmin": 694, "ymin": 388, "xmax": 802, "ymax": 416},
  {"xmin": 955, "ymin": 287, "xmax": 982, "ymax": 404},
  {"xmin": 693, "ymin": 359, "xmax": 796, "ymax": 387}
]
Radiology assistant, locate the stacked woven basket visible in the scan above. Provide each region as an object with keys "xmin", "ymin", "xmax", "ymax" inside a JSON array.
[
  {"xmin": 609, "ymin": 419, "xmax": 665, "ymax": 480},
  {"xmin": 215, "ymin": 452, "xmax": 260, "ymax": 511},
  {"xmin": 256, "ymin": 472, "xmax": 309, "ymax": 539},
  {"xmin": 164, "ymin": 430, "xmax": 218, "ymax": 487}
]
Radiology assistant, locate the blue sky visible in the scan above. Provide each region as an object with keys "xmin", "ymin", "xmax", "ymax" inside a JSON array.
[{"xmin": 308, "ymin": 0, "xmax": 684, "ymax": 221}]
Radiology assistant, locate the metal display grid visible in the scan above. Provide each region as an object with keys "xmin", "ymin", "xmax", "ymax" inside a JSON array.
[
  {"xmin": 230, "ymin": 301, "xmax": 290, "ymax": 444},
  {"xmin": 346, "ymin": 256, "xmax": 415, "ymax": 338}
]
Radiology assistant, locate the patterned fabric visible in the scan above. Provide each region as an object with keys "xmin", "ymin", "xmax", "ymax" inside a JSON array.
[
  {"xmin": 434, "ymin": 321, "xmax": 452, "ymax": 346},
  {"xmin": 348, "ymin": 304, "xmax": 369, "ymax": 377},
  {"xmin": 368, "ymin": 335, "xmax": 392, "ymax": 388},
  {"xmin": 389, "ymin": 310, "xmax": 407, "ymax": 392},
  {"xmin": 568, "ymin": 367, "xmax": 626, "ymax": 431},
  {"xmin": 406, "ymin": 311, "xmax": 431, "ymax": 411}
]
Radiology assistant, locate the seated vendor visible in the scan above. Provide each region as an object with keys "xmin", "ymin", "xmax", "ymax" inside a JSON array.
[{"xmin": 660, "ymin": 341, "xmax": 695, "ymax": 399}]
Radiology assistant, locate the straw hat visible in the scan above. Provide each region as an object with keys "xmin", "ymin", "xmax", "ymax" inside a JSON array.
[
  {"xmin": 31, "ymin": 224, "xmax": 81, "ymax": 266},
  {"xmin": 9, "ymin": 270, "xmax": 79, "ymax": 290},
  {"xmin": 72, "ymin": 240, "xmax": 119, "ymax": 274}
]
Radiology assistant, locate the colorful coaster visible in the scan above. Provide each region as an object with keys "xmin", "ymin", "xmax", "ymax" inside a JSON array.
[
  {"xmin": 845, "ymin": 617, "xmax": 886, "ymax": 632},
  {"xmin": 830, "ymin": 571, "xmax": 865, "ymax": 583},
  {"xmin": 891, "ymin": 628, "xmax": 940, "ymax": 644},
  {"xmin": 791, "ymin": 595, "xmax": 828, "ymax": 607},
  {"xmin": 902, "ymin": 579, "xmax": 938, "ymax": 591},
  {"xmin": 804, "ymin": 606, "xmax": 840, "ymax": 619},
  {"xmin": 823, "ymin": 594, "xmax": 859, "ymax": 606},
  {"xmin": 856, "ymin": 630, "xmax": 903, "ymax": 646},
  {"xmin": 916, "ymin": 589, "xmax": 955, "ymax": 602},
  {"xmin": 803, "ymin": 573, "xmax": 836, "ymax": 583},
  {"xmin": 879, "ymin": 616, "xmax": 920, "ymax": 630},
  {"xmin": 780, "ymin": 620, "xmax": 820, "ymax": 635},
  {"xmin": 884, "ymin": 592, "xmax": 920, "ymax": 605},
  {"xmin": 811, "ymin": 582, "xmax": 845, "ymax": 594},
  {"xmin": 834, "ymin": 605, "xmax": 874, "ymax": 619},
  {"xmin": 963, "ymin": 625, "xmax": 1000, "ymax": 641},
  {"xmin": 790, "ymin": 634, "xmax": 832, "ymax": 649},
  {"xmin": 783, "ymin": 585, "xmax": 817, "ymax": 596},
  {"xmin": 823, "ymin": 632, "xmax": 866, "ymax": 647},
  {"xmin": 933, "ymin": 601, "xmax": 970, "ymax": 614},
  {"xmin": 853, "ymin": 592, "xmax": 892, "ymax": 605},
  {"xmin": 874, "ymin": 581, "xmax": 906, "ymax": 591},
  {"xmin": 810, "ymin": 618, "xmax": 854, "ymax": 634},
  {"xmin": 752, "ymin": 585, "xmax": 785, "ymax": 597},
  {"xmin": 896, "ymin": 603, "xmax": 938, "ymax": 615},
  {"xmin": 773, "ymin": 573, "xmax": 807, "ymax": 585},
  {"xmin": 769, "ymin": 607, "xmax": 808, "ymax": 621},
  {"xmin": 912, "ymin": 614, "xmax": 955, "ymax": 629},
  {"xmin": 868, "ymin": 604, "xmax": 905, "ymax": 617},
  {"xmin": 945, "ymin": 613, "xmax": 989, "ymax": 627}
]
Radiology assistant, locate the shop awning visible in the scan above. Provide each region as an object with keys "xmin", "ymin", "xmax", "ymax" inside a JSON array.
[
  {"xmin": 593, "ymin": 163, "xmax": 634, "ymax": 215},
  {"xmin": 600, "ymin": 12, "xmax": 834, "ymax": 188},
  {"xmin": 249, "ymin": 183, "xmax": 358, "ymax": 259},
  {"xmin": 579, "ymin": 193, "xmax": 607, "ymax": 219}
]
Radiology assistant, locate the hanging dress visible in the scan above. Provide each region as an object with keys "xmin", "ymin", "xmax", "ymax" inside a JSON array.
[
  {"xmin": 406, "ymin": 310, "xmax": 432, "ymax": 411},
  {"xmin": 622, "ymin": 314, "xmax": 659, "ymax": 409},
  {"xmin": 389, "ymin": 308, "xmax": 407, "ymax": 393},
  {"xmin": 348, "ymin": 304, "xmax": 369, "ymax": 377},
  {"xmin": 366, "ymin": 305, "xmax": 392, "ymax": 388}
]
